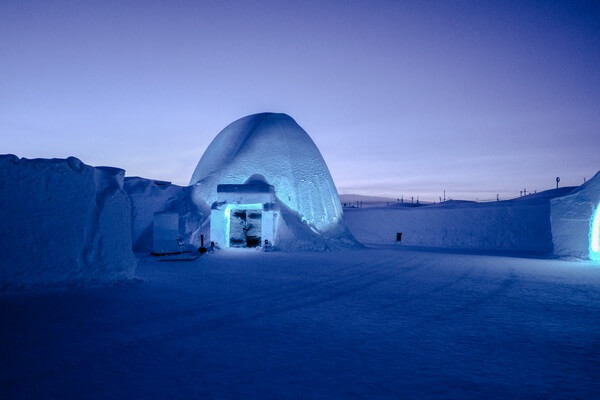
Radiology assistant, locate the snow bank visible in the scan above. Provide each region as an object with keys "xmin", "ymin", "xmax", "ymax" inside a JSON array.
[
  {"xmin": 345, "ymin": 196, "xmax": 565, "ymax": 254},
  {"xmin": 274, "ymin": 199, "xmax": 359, "ymax": 251},
  {"xmin": 0, "ymin": 155, "xmax": 136, "ymax": 292},
  {"xmin": 124, "ymin": 177, "xmax": 206, "ymax": 253},
  {"xmin": 551, "ymin": 171, "xmax": 600, "ymax": 260}
]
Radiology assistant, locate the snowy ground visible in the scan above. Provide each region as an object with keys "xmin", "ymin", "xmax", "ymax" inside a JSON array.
[{"xmin": 2, "ymin": 247, "xmax": 599, "ymax": 399}]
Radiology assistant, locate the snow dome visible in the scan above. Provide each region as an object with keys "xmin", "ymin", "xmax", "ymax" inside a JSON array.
[{"xmin": 190, "ymin": 113, "xmax": 356, "ymax": 250}]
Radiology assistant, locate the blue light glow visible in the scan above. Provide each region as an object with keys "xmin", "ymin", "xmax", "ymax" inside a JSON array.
[{"xmin": 591, "ymin": 203, "xmax": 600, "ymax": 261}]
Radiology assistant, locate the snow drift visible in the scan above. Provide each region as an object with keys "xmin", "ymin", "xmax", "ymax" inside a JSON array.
[
  {"xmin": 551, "ymin": 171, "xmax": 600, "ymax": 260},
  {"xmin": 273, "ymin": 197, "xmax": 358, "ymax": 251},
  {"xmin": 190, "ymin": 113, "xmax": 358, "ymax": 250},
  {"xmin": 0, "ymin": 155, "xmax": 136, "ymax": 292},
  {"xmin": 344, "ymin": 190, "xmax": 579, "ymax": 255}
]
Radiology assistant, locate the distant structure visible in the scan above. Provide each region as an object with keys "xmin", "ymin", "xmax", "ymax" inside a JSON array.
[{"xmin": 341, "ymin": 170, "xmax": 600, "ymax": 261}]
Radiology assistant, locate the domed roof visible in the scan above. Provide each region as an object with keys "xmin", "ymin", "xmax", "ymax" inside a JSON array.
[{"xmin": 190, "ymin": 112, "xmax": 343, "ymax": 232}]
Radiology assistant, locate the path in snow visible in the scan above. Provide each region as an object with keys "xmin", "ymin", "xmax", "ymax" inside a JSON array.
[{"xmin": 2, "ymin": 248, "xmax": 599, "ymax": 399}]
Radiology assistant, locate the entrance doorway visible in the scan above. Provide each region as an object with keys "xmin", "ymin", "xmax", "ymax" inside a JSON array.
[
  {"xmin": 591, "ymin": 203, "xmax": 600, "ymax": 261},
  {"xmin": 229, "ymin": 209, "xmax": 262, "ymax": 248}
]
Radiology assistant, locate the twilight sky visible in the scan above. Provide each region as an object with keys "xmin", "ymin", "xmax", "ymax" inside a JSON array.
[{"xmin": 1, "ymin": 0, "xmax": 599, "ymax": 201}]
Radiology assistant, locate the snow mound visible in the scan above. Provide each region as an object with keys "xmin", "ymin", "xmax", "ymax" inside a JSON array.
[
  {"xmin": 191, "ymin": 113, "xmax": 358, "ymax": 250},
  {"xmin": 551, "ymin": 171, "xmax": 600, "ymax": 260},
  {"xmin": 0, "ymin": 155, "xmax": 136, "ymax": 292},
  {"xmin": 124, "ymin": 177, "xmax": 206, "ymax": 253},
  {"xmin": 273, "ymin": 199, "xmax": 358, "ymax": 251}
]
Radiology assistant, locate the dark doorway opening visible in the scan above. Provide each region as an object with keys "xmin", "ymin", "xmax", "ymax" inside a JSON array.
[{"xmin": 229, "ymin": 209, "xmax": 262, "ymax": 248}]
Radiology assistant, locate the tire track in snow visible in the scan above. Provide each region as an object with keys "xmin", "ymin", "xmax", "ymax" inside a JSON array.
[
  {"xmin": 377, "ymin": 266, "xmax": 476, "ymax": 310},
  {"xmin": 0, "ymin": 252, "xmax": 428, "ymax": 381},
  {"xmin": 88, "ymin": 253, "xmax": 428, "ymax": 345},
  {"xmin": 46, "ymin": 252, "xmax": 418, "ymax": 341},
  {"xmin": 160, "ymin": 252, "xmax": 418, "ymax": 314},
  {"xmin": 414, "ymin": 268, "xmax": 518, "ymax": 327}
]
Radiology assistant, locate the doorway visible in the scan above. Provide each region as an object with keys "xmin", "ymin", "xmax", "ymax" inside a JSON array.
[
  {"xmin": 591, "ymin": 203, "xmax": 600, "ymax": 261},
  {"xmin": 229, "ymin": 208, "xmax": 262, "ymax": 248}
]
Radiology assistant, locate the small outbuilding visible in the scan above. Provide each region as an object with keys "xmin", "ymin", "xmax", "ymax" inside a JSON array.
[{"xmin": 152, "ymin": 212, "xmax": 182, "ymax": 254}]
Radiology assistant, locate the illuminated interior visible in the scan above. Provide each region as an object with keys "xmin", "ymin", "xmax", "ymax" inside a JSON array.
[
  {"xmin": 591, "ymin": 203, "xmax": 600, "ymax": 261},
  {"xmin": 224, "ymin": 203, "xmax": 263, "ymax": 248}
]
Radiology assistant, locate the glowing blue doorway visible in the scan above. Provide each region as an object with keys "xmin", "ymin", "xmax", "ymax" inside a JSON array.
[
  {"xmin": 591, "ymin": 203, "xmax": 600, "ymax": 261},
  {"xmin": 224, "ymin": 203, "xmax": 263, "ymax": 249}
]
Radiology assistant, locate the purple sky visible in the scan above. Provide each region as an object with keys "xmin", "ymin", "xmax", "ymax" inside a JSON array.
[{"xmin": 1, "ymin": 0, "xmax": 599, "ymax": 201}]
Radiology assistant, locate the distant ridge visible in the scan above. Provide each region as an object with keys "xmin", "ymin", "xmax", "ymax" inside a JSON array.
[{"xmin": 339, "ymin": 194, "xmax": 396, "ymax": 203}]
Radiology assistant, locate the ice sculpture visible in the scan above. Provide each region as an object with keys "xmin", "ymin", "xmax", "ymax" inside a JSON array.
[{"xmin": 190, "ymin": 113, "xmax": 344, "ymax": 233}]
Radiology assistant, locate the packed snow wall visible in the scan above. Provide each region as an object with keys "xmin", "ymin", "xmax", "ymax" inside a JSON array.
[
  {"xmin": 0, "ymin": 155, "xmax": 136, "ymax": 292},
  {"xmin": 345, "ymin": 199, "xmax": 557, "ymax": 254},
  {"xmin": 551, "ymin": 171, "xmax": 600, "ymax": 260},
  {"xmin": 124, "ymin": 177, "xmax": 206, "ymax": 253},
  {"xmin": 189, "ymin": 112, "xmax": 358, "ymax": 250}
]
